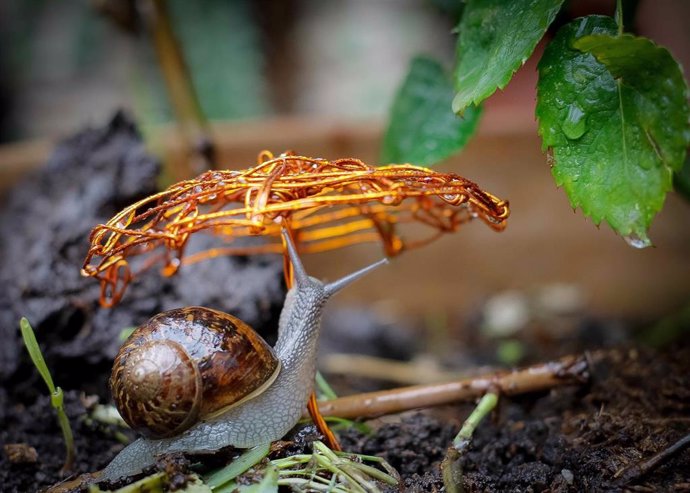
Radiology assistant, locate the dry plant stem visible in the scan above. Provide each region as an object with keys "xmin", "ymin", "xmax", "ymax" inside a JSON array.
[
  {"xmin": 44, "ymin": 472, "xmax": 103, "ymax": 493},
  {"xmin": 316, "ymin": 354, "xmax": 589, "ymax": 419},
  {"xmin": 322, "ymin": 353, "xmax": 467, "ymax": 385},
  {"xmin": 144, "ymin": 0, "xmax": 215, "ymax": 176},
  {"xmin": 616, "ymin": 432, "xmax": 690, "ymax": 485}
]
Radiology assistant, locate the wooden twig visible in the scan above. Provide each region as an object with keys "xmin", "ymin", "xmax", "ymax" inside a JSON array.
[
  {"xmin": 316, "ymin": 353, "xmax": 590, "ymax": 419},
  {"xmin": 615, "ymin": 432, "xmax": 690, "ymax": 485},
  {"xmin": 322, "ymin": 353, "xmax": 468, "ymax": 385},
  {"xmin": 143, "ymin": 0, "xmax": 215, "ymax": 176}
]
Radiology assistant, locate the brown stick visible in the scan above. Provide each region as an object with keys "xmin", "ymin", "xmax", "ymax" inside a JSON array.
[
  {"xmin": 315, "ymin": 354, "xmax": 590, "ymax": 419},
  {"xmin": 143, "ymin": 0, "xmax": 215, "ymax": 177},
  {"xmin": 615, "ymin": 432, "xmax": 690, "ymax": 484}
]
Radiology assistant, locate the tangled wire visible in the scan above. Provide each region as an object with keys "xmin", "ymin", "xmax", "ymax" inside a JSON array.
[{"xmin": 82, "ymin": 151, "xmax": 509, "ymax": 306}]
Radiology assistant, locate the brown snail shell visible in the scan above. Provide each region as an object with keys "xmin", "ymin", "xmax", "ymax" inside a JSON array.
[{"xmin": 110, "ymin": 307, "xmax": 280, "ymax": 438}]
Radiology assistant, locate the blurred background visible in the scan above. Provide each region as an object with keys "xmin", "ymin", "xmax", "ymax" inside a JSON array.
[
  {"xmin": 0, "ymin": 0, "xmax": 686, "ymax": 142},
  {"xmin": 0, "ymin": 0, "xmax": 689, "ymax": 367},
  {"xmin": 0, "ymin": 0, "xmax": 457, "ymax": 141}
]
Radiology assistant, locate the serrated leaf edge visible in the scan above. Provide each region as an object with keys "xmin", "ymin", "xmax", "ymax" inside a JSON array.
[{"xmin": 453, "ymin": 0, "xmax": 564, "ymax": 114}]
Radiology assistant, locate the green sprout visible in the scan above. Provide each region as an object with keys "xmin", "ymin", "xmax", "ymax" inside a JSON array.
[
  {"xmin": 315, "ymin": 371, "xmax": 338, "ymax": 401},
  {"xmin": 205, "ymin": 441, "xmax": 399, "ymax": 493},
  {"xmin": 442, "ymin": 392, "xmax": 499, "ymax": 493},
  {"xmin": 19, "ymin": 317, "xmax": 76, "ymax": 473}
]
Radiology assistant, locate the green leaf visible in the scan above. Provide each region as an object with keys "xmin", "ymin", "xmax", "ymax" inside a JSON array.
[
  {"xmin": 536, "ymin": 16, "xmax": 690, "ymax": 246},
  {"xmin": 452, "ymin": 0, "xmax": 564, "ymax": 113},
  {"xmin": 382, "ymin": 56, "xmax": 482, "ymax": 166},
  {"xmin": 575, "ymin": 34, "xmax": 690, "ymax": 169},
  {"xmin": 315, "ymin": 371, "xmax": 338, "ymax": 400}
]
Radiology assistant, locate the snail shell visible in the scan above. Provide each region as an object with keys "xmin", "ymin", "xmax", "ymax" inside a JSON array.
[{"xmin": 110, "ymin": 307, "xmax": 280, "ymax": 438}]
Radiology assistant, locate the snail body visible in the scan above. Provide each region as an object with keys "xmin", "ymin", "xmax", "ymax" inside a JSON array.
[{"xmin": 103, "ymin": 229, "xmax": 388, "ymax": 480}]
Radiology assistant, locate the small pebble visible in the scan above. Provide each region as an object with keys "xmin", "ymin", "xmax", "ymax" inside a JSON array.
[
  {"xmin": 561, "ymin": 468, "xmax": 574, "ymax": 484},
  {"xmin": 3, "ymin": 443, "xmax": 38, "ymax": 464}
]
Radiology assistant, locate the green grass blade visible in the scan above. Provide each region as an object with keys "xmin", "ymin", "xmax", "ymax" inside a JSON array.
[
  {"xmin": 315, "ymin": 371, "xmax": 338, "ymax": 400},
  {"xmin": 20, "ymin": 317, "xmax": 56, "ymax": 393},
  {"xmin": 19, "ymin": 317, "xmax": 77, "ymax": 472},
  {"xmin": 205, "ymin": 443, "xmax": 271, "ymax": 489}
]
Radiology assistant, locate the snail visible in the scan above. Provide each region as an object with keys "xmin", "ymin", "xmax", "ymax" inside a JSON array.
[{"xmin": 102, "ymin": 228, "xmax": 388, "ymax": 480}]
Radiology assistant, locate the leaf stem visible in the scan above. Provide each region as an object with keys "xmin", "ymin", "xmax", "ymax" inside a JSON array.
[
  {"xmin": 616, "ymin": 0, "xmax": 624, "ymax": 35},
  {"xmin": 53, "ymin": 388, "xmax": 76, "ymax": 474}
]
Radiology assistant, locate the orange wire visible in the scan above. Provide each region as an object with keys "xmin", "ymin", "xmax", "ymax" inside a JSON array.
[
  {"xmin": 308, "ymin": 392, "xmax": 341, "ymax": 451},
  {"xmin": 81, "ymin": 150, "xmax": 509, "ymax": 307}
]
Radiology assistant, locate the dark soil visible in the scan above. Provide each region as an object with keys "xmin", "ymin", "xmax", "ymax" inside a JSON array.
[
  {"xmin": 348, "ymin": 346, "xmax": 690, "ymax": 492},
  {"xmin": 1, "ymin": 115, "xmax": 688, "ymax": 492},
  {"xmin": 1, "ymin": 391, "xmax": 129, "ymax": 492}
]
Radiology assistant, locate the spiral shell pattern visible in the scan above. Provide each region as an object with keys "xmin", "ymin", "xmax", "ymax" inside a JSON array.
[
  {"xmin": 111, "ymin": 338, "xmax": 201, "ymax": 438},
  {"xmin": 110, "ymin": 307, "xmax": 280, "ymax": 438}
]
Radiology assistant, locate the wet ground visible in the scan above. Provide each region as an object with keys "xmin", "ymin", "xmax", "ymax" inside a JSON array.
[{"xmin": 1, "ymin": 115, "xmax": 688, "ymax": 492}]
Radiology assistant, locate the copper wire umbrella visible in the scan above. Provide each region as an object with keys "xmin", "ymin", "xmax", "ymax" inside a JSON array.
[{"xmin": 82, "ymin": 150, "xmax": 509, "ymax": 307}]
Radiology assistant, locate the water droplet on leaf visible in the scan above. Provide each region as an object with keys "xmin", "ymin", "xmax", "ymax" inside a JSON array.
[
  {"xmin": 561, "ymin": 104, "xmax": 587, "ymax": 140},
  {"xmin": 623, "ymin": 233, "xmax": 652, "ymax": 249}
]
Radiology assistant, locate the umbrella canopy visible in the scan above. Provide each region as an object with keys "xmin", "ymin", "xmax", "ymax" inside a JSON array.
[{"xmin": 82, "ymin": 151, "xmax": 509, "ymax": 306}]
